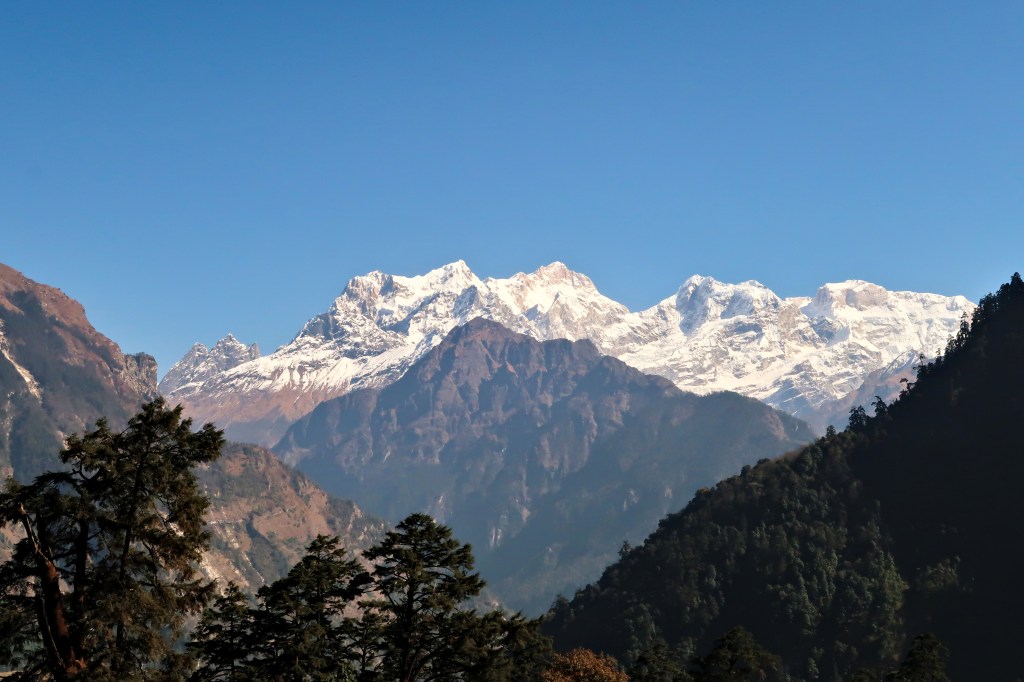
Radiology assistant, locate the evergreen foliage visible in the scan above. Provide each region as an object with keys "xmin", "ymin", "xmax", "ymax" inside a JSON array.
[
  {"xmin": 544, "ymin": 274, "xmax": 1024, "ymax": 680},
  {"xmin": 627, "ymin": 638, "xmax": 691, "ymax": 682},
  {"xmin": 0, "ymin": 399, "xmax": 223, "ymax": 681},
  {"xmin": 246, "ymin": 535, "xmax": 366, "ymax": 681},
  {"xmin": 188, "ymin": 515, "xmax": 549, "ymax": 682},
  {"xmin": 883, "ymin": 634, "xmax": 950, "ymax": 682},
  {"xmin": 360, "ymin": 513, "xmax": 499, "ymax": 681},
  {"xmin": 688, "ymin": 628, "xmax": 781, "ymax": 682},
  {"xmin": 187, "ymin": 583, "xmax": 252, "ymax": 682}
]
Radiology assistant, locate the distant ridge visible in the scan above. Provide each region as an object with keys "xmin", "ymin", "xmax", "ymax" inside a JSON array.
[{"xmin": 161, "ymin": 261, "xmax": 974, "ymax": 443}]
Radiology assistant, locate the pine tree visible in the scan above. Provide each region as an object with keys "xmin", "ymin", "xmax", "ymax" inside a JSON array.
[
  {"xmin": 689, "ymin": 627, "xmax": 781, "ymax": 682},
  {"xmin": 248, "ymin": 535, "xmax": 368, "ymax": 681},
  {"xmin": 358, "ymin": 513, "xmax": 543, "ymax": 681},
  {"xmin": 359, "ymin": 513, "xmax": 486, "ymax": 681},
  {"xmin": 188, "ymin": 582, "xmax": 253, "ymax": 681},
  {"xmin": 0, "ymin": 399, "xmax": 223, "ymax": 681}
]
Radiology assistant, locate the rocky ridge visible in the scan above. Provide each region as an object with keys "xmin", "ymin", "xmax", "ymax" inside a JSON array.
[{"xmin": 0, "ymin": 263, "xmax": 159, "ymax": 479}]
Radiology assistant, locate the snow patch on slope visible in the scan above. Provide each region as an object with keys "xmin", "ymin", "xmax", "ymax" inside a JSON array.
[{"xmin": 0, "ymin": 320, "xmax": 42, "ymax": 399}]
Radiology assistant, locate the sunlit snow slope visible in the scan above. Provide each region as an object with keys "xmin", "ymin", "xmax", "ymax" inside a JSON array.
[{"xmin": 160, "ymin": 261, "xmax": 973, "ymax": 443}]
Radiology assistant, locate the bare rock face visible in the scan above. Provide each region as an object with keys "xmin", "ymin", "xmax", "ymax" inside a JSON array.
[
  {"xmin": 163, "ymin": 262, "xmax": 974, "ymax": 444},
  {"xmin": 276, "ymin": 319, "xmax": 817, "ymax": 613},
  {"xmin": 123, "ymin": 352, "xmax": 159, "ymax": 396}
]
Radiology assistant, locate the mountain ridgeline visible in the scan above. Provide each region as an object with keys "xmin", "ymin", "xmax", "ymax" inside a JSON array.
[
  {"xmin": 161, "ymin": 261, "xmax": 973, "ymax": 443},
  {"xmin": 544, "ymin": 274, "xmax": 1024, "ymax": 681},
  {"xmin": 275, "ymin": 318, "xmax": 816, "ymax": 613}
]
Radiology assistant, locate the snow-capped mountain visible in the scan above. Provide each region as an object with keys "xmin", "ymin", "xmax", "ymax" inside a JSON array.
[
  {"xmin": 159, "ymin": 261, "xmax": 974, "ymax": 443},
  {"xmin": 159, "ymin": 334, "xmax": 260, "ymax": 397}
]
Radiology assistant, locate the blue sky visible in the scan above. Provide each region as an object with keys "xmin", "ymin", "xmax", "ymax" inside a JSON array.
[{"xmin": 3, "ymin": 3, "xmax": 1022, "ymax": 376}]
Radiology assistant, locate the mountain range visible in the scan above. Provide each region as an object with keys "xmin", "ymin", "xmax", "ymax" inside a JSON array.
[
  {"xmin": 275, "ymin": 317, "xmax": 816, "ymax": 612},
  {"xmin": 0, "ymin": 258, "xmax": 982, "ymax": 622},
  {"xmin": 160, "ymin": 261, "xmax": 974, "ymax": 444}
]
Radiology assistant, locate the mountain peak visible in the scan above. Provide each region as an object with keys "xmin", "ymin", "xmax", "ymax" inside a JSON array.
[
  {"xmin": 525, "ymin": 261, "xmax": 596, "ymax": 289},
  {"xmin": 159, "ymin": 332, "xmax": 260, "ymax": 396},
  {"xmin": 398, "ymin": 259, "xmax": 479, "ymax": 292},
  {"xmin": 212, "ymin": 333, "xmax": 261, "ymax": 359},
  {"xmin": 674, "ymin": 275, "xmax": 780, "ymax": 330},
  {"xmin": 809, "ymin": 280, "xmax": 891, "ymax": 313}
]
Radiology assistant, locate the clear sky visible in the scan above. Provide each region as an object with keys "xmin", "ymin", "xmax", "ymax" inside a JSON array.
[{"xmin": 3, "ymin": 3, "xmax": 1022, "ymax": 376}]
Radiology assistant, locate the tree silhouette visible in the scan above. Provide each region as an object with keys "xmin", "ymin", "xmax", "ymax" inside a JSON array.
[
  {"xmin": 688, "ymin": 627, "xmax": 780, "ymax": 682},
  {"xmin": 0, "ymin": 399, "xmax": 223, "ymax": 680}
]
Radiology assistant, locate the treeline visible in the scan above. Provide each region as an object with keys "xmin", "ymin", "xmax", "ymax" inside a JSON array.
[{"xmin": 0, "ymin": 400, "xmax": 544, "ymax": 681}]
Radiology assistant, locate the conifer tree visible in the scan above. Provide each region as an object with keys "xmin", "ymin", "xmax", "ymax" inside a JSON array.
[
  {"xmin": 248, "ymin": 535, "xmax": 368, "ymax": 681},
  {"xmin": 359, "ymin": 513, "xmax": 486, "ymax": 681},
  {"xmin": 0, "ymin": 399, "xmax": 223, "ymax": 681},
  {"xmin": 188, "ymin": 582, "xmax": 253, "ymax": 681},
  {"xmin": 689, "ymin": 627, "xmax": 781, "ymax": 682},
  {"xmin": 358, "ymin": 513, "xmax": 544, "ymax": 681}
]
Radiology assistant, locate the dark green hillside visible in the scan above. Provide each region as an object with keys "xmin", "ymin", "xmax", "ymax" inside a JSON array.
[{"xmin": 544, "ymin": 275, "xmax": 1024, "ymax": 681}]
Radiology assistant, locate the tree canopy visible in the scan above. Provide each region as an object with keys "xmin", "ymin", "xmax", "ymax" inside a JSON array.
[
  {"xmin": 189, "ymin": 514, "xmax": 550, "ymax": 682},
  {"xmin": 0, "ymin": 399, "xmax": 223, "ymax": 681}
]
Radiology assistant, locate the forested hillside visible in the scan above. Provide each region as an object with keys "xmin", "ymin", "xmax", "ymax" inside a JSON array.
[{"xmin": 545, "ymin": 275, "xmax": 1024, "ymax": 681}]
